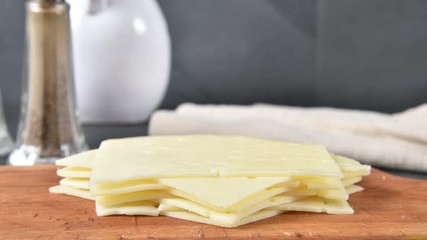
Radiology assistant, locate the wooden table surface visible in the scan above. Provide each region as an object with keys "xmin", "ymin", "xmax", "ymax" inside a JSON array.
[{"xmin": 0, "ymin": 165, "xmax": 426, "ymax": 240}]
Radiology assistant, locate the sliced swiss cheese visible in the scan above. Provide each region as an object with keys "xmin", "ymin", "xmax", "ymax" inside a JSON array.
[
  {"xmin": 96, "ymin": 190, "xmax": 171, "ymax": 207},
  {"xmin": 57, "ymin": 167, "xmax": 91, "ymax": 178},
  {"xmin": 92, "ymin": 135, "xmax": 343, "ymax": 185},
  {"xmin": 157, "ymin": 177, "xmax": 292, "ymax": 209},
  {"xmin": 166, "ymin": 184, "xmax": 297, "ymax": 213},
  {"xmin": 160, "ymin": 207, "xmax": 284, "ymax": 228},
  {"xmin": 345, "ymin": 185, "xmax": 364, "ymax": 194},
  {"xmin": 60, "ymin": 178, "xmax": 90, "ymax": 190},
  {"xmin": 49, "ymin": 135, "xmax": 371, "ymax": 228},
  {"xmin": 270, "ymin": 196, "xmax": 354, "ymax": 214},
  {"xmin": 333, "ymin": 154, "xmax": 371, "ymax": 174},
  {"xmin": 49, "ymin": 185, "xmax": 94, "ymax": 201},
  {"xmin": 56, "ymin": 149, "xmax": 96, "ymax": 168},
  {"xmin": 342, "ymin": 176, "xmax": 362, "ymax": 187},
  {"xmin": 158, "ymin": 193, "xmax": 309, "ymax": 225},
  {"xmin": 96, "ymin": 200, "xmax": 159, "ymax": 217},
  {"xmin": 93, "ymin": 182, "xmax": 168, "ymax": 197}
]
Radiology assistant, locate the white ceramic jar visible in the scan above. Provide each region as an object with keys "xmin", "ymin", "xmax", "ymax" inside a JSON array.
[{"xmin": 68, "ymin": 0, "xmax": 171, "ymax": 123}]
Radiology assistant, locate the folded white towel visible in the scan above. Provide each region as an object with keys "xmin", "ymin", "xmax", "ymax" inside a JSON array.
[{"xmin": 148, "ymin": 103, "xmax": 427, "ymax": 172}]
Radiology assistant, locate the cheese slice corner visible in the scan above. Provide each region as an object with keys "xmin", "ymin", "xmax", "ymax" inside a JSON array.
[{"xmin": 56, "ymin": 149, "xmax": 96, "ymax": 168}]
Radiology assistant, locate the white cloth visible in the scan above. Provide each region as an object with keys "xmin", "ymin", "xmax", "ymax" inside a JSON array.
[{"xmin": 148, "ymin": 103, "xmax": 427, "ymax": 172}]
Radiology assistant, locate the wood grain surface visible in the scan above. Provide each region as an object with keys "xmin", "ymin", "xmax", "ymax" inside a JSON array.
[{"xmin": 0, "ymin": 165, "xmax": 426, "ymax": 240}]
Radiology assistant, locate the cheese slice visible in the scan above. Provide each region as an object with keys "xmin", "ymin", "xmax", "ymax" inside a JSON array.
[
  {"xmin": 59, "ymin": 178, "xmax": 90, "ymax": 190},
  {"xmin": 57, "ymin": 167, "xmax": 91, "ymax": 178},
  {"xmin": 342, "ymin": 176, "xmax": 362, "ymax": 187},
  {"xmin": 93, "ymin": 182, "xmax": 168, "ymax": 197},
  {"xmin": 92, "ymin": 135, "xmax": 343, "ymax": 185},
  {"xmin": 345, "ymin": 185, "xmax": 364, "ymax": 194},
  {"xmin": 333, "ymin": 154, "xmax": 371, "ymax": 174},
  {"xmin": 49, "ymin": 185, "xmax": 94, "ymax": 201},
  {"xmin": 270, "ymin": 196, "xmax": 354, "ymax": 214},
  {"xmin": 157, "ymin": 177, "xmax": 292, "ymax": 209},
  {"xmin": 316, "ymin": 187, "xmax": 348, "ymax": 200},
  {"xmin": 96, "ymin": 190, "xmax": 171, "ymax": 207},
  {"xmin": 298, "ymin": 176, "xmax": 343, "ymax": 190},
  {"xmin": 159, "ymin": 193, "xmax": 309, "ymax": 226},
  {"xmin": 96, "ymin": 201, "xmax": 159, "ymax": 217},
  {"xmin": 160, "ymin": 207, "xmax": 284, "ymax": 228},
  {"xmin": 56, "ymin": 150, "xmax": 96, "ymax": 168},
  {"xmin": 175, "ymin": 185, "xmax": 297, "ymax": 213}
]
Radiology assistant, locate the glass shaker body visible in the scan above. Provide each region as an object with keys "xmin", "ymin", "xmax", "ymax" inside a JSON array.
[{"xmin": 8, "ymin": 0, "xmax": 88, "ymax": 165}]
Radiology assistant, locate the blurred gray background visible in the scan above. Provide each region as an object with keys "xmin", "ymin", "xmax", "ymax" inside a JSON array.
[{"xmin": 1, "ymin": 0, "xmax": 427, "ymax": 140}]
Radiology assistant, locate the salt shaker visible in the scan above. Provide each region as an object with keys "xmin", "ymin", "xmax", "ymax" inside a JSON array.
[{"xmin": 8, "ymin": 0, "xmax": 88, "ymax": 165}]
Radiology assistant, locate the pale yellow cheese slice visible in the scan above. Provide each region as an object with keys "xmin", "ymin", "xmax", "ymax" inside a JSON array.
[
  {"xmin": 160, "ymin": 207, "xmax": 284, "ymax": 228},
  {"xmin": 297, "ymin": 176, "xmax": 343, "ymax": 190},
  {"xmin": 157, "ymin": 204, "xmax": 181, "ymax": 211},
  {"xmin": 96, "ymin": 190, "xmax": 171, "ymax": 207},
  {"xmin": 59, "ymin": 178, "xmax": 90, "ymax": 190},
  {"xmin": 345, "ymin": 185, "xmax": 364, "ymax": 194},
  {"xmin": 56, "ymin": 149, "xmax": 96, "ymax": 168},
  {"xmin": 96, "ymin": 200, "xmax": 159, "ymax": 217},
  {"xmin": 169, "ymin": 184, "xmax": 298, "ymax": 213},
  {"xmin": 333, "ymin": 154, "xmax": 371, "ymax": 174},
  {"xmin": 342, "ymin": 170, "xmax": 370, "ymax": 178},
  {"xmin": 278, "ymin": 188, "xmax": 317, "ymax": 197},
  {"xmin": 270, "ymin": 196, "xmax": 354, "ymax": 214},
  {"xmin": 158, "ymin": 193, "xmax": 309, "ymax": 226},
  {"xmin": 49, "ymin": 185, "xmax": 94, "ymax": 201},
  {"xmin": 56, "ymin": 149, "xmax": 367, "ymax": 179},
  {"xmin": 92, "ymin": 135, "xmax": 343, "ymax": 185},
  {"xmin": 92, "ymin": 181, "xmax": 168, "ymax": 197},
  {"xmin": 342, "ymin": 176, "xmax": 362, "ymax": 187},
  {"xmin": 157, "ymin": 177, "xmax": 292, "ymax": 209},
  {"xmin": 57, "ymin": 167, "xmax": 91, "ymax": 178},
  {"xmin": 316, "ymin": 187, "xmax": 348, "ymax": 200}
]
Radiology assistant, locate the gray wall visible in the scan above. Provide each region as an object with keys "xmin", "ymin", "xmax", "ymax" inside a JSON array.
[
  {"xmin": 158, "ymin": 0, "xmax": 317, "ymax": 108},
  {"xmin": 316, "ymin": 1, "xmax": 427, "ymax": 111},
  {"xmin": 0, "ymin": 0, "xmax": 25, "ymax": 135},
  {"xmin": 1, "ymin": 0, "xmax": 427, "ymax": 135}
]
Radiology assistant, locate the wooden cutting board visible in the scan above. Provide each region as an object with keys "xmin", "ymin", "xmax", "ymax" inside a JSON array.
[{"xmin": 0, "ymin": 166, "xmax": 426, "ymax": 239}]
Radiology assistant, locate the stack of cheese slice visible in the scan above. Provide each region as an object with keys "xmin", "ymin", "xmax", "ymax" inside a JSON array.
[
  {"xmin": 50, "ymin": 135, "xmax": 370, "ymax": 227},
  {"xmin": 49, "ymin": 149, "xmax": 96, "ymax": 201}
]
